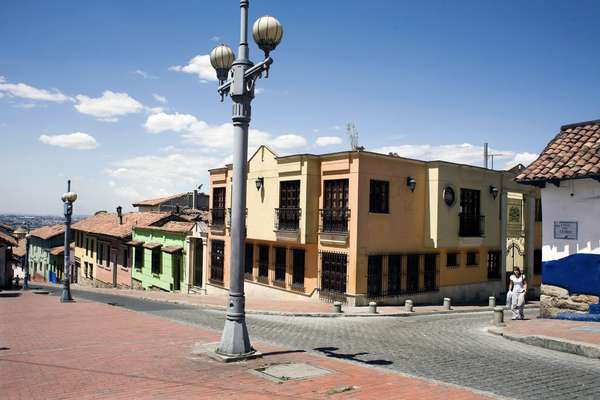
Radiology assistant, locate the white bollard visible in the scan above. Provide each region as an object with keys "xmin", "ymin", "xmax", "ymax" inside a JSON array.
[
  {"xmin": 443, "ymin": 297, "xmax": 452, "ymax": 310},
  {"xmin": 368, "ymin": 301, "xmax": 377, "ymax": 314},
  {"xmin": 493, "ymin": 306, "xmax": 505, "ymax": 326},
  {"xmin": 404, "ymin": 299, "xmax": 414, "ymax": 312},
  {"xmin": 489, "ymin": 296, "xmax": 496, "ymax": 308},
  {"xmin": 333, "ymin": 301, "xmax": 342, "ymax": 314}
]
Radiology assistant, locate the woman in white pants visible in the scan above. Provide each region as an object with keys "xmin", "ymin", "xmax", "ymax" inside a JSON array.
[{"xmin": 509, "ymin": 267, "xmax": 527, "ymax": 320}]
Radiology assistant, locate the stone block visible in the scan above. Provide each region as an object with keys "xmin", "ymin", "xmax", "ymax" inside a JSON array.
[
  {"xmin": 553, "ymin": 298, "xmax": 590, "ymax": 312},
  {"xmin": 570, "ymin": 294, "xmax": 600, "ymax": 305},
  {"xmin": 540, "ymin": 284, "xmax": 569, "ymax": 299}
]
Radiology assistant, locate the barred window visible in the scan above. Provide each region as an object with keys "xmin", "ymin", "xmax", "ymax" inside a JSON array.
[
  {"xmin": 446, "ymin": 252, "xmax": 459, "ymax": 268},
  {"xmin": 369, "ymin": 180, "xmax": 389, "ymax": 213},
  {"xmin": 466, "ymin": 251, "xmax": 478, "ymax": 266}
]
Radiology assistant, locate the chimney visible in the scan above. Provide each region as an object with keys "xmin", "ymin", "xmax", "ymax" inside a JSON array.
[
  {"xmin": 483, "ymin": 142, "xmax": 489, "ymax": 169},
  {"xmin": 116, "ymin": 206, "xmax": 123, "ymax": 225},
  {"xmin": 193, "ymin": 190, "xmax": 198, "ymax": 210}
]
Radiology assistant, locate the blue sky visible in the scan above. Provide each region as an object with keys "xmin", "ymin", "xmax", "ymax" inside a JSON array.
[{"xmin": 2, "ymin": 0, "xmax": 600, "ymax": 215}]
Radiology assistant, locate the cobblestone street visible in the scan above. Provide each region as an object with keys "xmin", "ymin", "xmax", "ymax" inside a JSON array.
[{"xmin": 56, "ymin": 287, "xmax": 600, "ymax": 400}]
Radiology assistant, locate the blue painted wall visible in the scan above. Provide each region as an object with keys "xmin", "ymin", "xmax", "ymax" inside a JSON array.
[{"xmin": 542, "ymin": 253, "xmax": 600, "ymax": 297}]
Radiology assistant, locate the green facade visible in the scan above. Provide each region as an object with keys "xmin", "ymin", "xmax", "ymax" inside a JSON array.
[
  {"xmin": 29, "ymin": 235, "xmax": 64, "ymax": 282},
  {"xmin": 131, "ymin": 227, "xmax": 186, "ymax": 292}
]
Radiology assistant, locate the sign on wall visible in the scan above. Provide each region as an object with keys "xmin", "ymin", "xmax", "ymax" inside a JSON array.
[{"xmin": 554, "ymin": 221, "xmax": 578, "ymax": 240}]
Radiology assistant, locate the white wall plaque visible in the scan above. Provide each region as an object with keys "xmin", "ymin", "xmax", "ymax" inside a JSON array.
[{"xmin": 553, "ymin": 221, "xmax": 578, "ymax": 240}]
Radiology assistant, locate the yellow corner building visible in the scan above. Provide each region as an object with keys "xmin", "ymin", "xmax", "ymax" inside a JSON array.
[{"xmin": 206, "ymin": 146, "xmax": 541, "ymax": 306}]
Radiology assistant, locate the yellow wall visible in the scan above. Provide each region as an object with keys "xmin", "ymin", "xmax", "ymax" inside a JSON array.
[{"xmin": 207, "ymin": 147, "xmax": 542, "ymax": 302}]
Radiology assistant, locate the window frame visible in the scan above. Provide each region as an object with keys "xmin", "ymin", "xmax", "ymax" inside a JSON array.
[
  {"xmin": 446, "ymin": 252, "xmax": 459, "ymax": 268},
  {"xmin": 151, "ymin": 248, "xmax": 161, "ymax": 275},
  {"xmin": 369, "ymin": 179, "xmax": 390, "ymax": 214},
  {"xmin": 466, "ymin": 251, "xmax": 478, "ymax": 267}
]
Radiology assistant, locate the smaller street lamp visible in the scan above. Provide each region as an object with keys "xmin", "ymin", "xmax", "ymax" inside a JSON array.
[
  {"xmin": 24, "ymin": 232, "xmax": 31, "ymax": 289},
  {"xmin": 60, "ymin": 180, "xmax": 77, "ymax": 303}
]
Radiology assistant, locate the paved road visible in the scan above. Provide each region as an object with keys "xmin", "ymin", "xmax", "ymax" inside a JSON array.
[{"xmin": 46, "ymin": 287, "xmax": 600, "ymax": 400}]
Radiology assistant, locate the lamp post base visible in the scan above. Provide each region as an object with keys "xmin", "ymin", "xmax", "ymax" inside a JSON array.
[
  {"xmin": 216, "ymin": 318, "xmax": 257, "ymax": 362},
  {"xmin": 60, "ymin": 289, "xmax": 74, "ymax": 303}
]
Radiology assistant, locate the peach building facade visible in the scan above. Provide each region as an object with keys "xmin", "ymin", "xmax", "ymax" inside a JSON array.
[{"xmin": 207, "ymin": 146, "xmax": 541, "ymax": 305}]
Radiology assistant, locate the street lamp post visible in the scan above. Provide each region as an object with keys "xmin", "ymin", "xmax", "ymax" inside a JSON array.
[
  {"xmin": 24, "ymin": 233, "xmax": 30, "ymax": 289},
  {"xmin": 60, "ymin": 180, "xmax": 77, "ymax": 303},
  {"xmin": 210, "ymin": 0, "xmax": 283, "ymax": 358}
]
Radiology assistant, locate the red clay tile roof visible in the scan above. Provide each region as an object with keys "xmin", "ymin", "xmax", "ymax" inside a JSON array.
[
  {"xmin": 72, "ymin": 212, "xmax": 171, "ymax": 239},
  {"xmin": 12, "ymin": 238, "xmax": 26, "ymax": 257},
  {"xmin": 49, "ymin": 244, "xmax": 75, "ymax": 256},
  {"xmin": 137, "ymin": 221, "xmax": 195, "ymax": 234},
  {"xmin": 132, "ymin": 193, "xmax": 185, "ymax": 207},
  {"xmin": 29, "ymin": 224, "xmax": 64, "ymax": 240},
  {"xmin": 517, "ymin": 120, "xmax": 600, "ymax": 183},
  {"xmin": 143, "ymin": 242, "xmax": 162, "ymax": 250},
  {"xmin": 0, "ymin": 231, "xmax": 18, "ymax": 247}
]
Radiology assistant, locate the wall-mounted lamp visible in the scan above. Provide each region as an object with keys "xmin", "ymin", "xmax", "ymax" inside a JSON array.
[
  {"xmin": 255, "ymin": 176, "xmax": 264, "ymax": 191},
  {"xmin": 489, "ymin": 185, "xmax": 499, "ymax": 200},
  {"xmin": 406, "ymin": 176, "xmax": 416, "ymax": 192}
]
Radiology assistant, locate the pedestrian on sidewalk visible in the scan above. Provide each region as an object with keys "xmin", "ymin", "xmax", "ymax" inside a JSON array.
[{"xmin": 509, "ymin": 267, "xmax": 527, "ymax": 320}]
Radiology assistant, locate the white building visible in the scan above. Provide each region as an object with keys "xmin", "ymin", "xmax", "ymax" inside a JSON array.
[{"xmin": 517, "ymin": 120, "xmax": 600, "ymax": 294}]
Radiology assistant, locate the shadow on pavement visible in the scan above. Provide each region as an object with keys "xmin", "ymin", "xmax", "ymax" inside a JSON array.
[
  {"xmin": 314, "ymin": 346, "xmax": 393, "ymax": 366},
  {"xmin": 261, "ymin": 349, "xmax": 306, "ymax": 357},
  {"xmin": 0, "ymin": 292, "xmax": 21, "ymax": 298}
]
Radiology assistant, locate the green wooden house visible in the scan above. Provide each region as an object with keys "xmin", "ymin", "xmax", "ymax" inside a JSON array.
[{"xmin": 130, "ymin": 221, "xmax": 195, "ymax": 292}]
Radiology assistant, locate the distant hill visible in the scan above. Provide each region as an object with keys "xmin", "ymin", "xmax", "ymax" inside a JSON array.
[{"xmin": 0, "ymin": 214, "xmax": 85, "ymax": 230}]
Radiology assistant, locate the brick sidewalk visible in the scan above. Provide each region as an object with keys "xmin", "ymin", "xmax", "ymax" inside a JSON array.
[
  {"xmin": 503, "ymin": 319, "xmax": 600, "ymax": 346},
  {"xmin": 33, "ymin": 282, "xmax": 537, "ymax": 317},
  {"xmin": 0, "ymin": 291, "xmax": 495, "ymax": 399}
]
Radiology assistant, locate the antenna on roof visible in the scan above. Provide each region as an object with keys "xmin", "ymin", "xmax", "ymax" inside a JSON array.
[{"xmin": 346, "ymin": 122, "xmax": 364, "ymax": 151}]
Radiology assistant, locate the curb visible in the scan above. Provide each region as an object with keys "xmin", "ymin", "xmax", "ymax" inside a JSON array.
[
  {"xmin": 487, "ymin": 326, "xmax": 600, "ymax": 359},
  {"xmin": 36, "ymin": 282, "xmax": 538, "ymax": 318}
]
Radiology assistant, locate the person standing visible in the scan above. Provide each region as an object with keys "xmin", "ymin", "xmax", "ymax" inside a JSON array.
[{"xmin": 509, "ymin": 267, "xmax": 527, "ymax": 320}]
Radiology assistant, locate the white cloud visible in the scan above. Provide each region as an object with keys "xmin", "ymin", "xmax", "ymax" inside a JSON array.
[
  {"xmin": 144, "ymin": 112, "xmax": 198, "ymax": 133},
  {"xmin": 0, "ymin": 78, "xmax": 71, "ymax": 102},
  {"xmin": 146, "ymin": 106, "xmax": 164, "ymax": 114},
  {"xmin": 106, "ymin": 152, "xmax": 221, "ymax": 202},
  {"xmin": 316, "ymin": 136, "xmax": 343, "ymax": 147},
  {"xmin": 210, "ymin": 36, "xmax": 222, "ymax": 42},
  {"xmin": 14, "ymin": 103, "xmax": 37, "ymax": 109},
  {"xmin": 143, "ymin": 111, "xmax": 309, "ymax": 156},
  {"xmin": 169, "ymin": 54, "xmax": 216, "ymax": 82},
  {"xmin": 255, "ymin": 87, "xmax": 264, "ymax": 95},
  {"xmin": 269, "ymin": 134, "xmax": 308, "ymax": 149},
  {"xmin": 375, "ymin": 143, "xmax": 535, "ymax": 170},
  {"xmin": 39, "ymin": 132, "xmax": 97, "ymax": 150},
  {"xmin": 504, "ymin": 152, "xmax": 538, "ymax": 169},
  {"xmin": 74, "ymin": 91, "xmax": 144, "ymax": 121},
  {"xmin": 152, "ymin": 93, "xmax": 167, "ymax": 104},
  {"xmin": 133, "ymin": 69, "xmax": 157, "ymax": 79}
]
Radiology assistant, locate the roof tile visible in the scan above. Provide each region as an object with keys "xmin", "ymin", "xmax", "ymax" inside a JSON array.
[{"xmin": 516, "ymin": 120, "xmax": 600, "ymax": 183}]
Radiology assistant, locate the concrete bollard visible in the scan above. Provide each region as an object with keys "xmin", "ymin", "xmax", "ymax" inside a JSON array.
[
  {"xmin": 493, "ymin": 306, "xmax": 505, "ymax": 326},
  {"xmin": 489, "ymin": 296, "xmax": 496, "ymax": 308},
  {"xmin": 368, "ymin": 301, "xmax": 377, "ymax": 314},
  {"xmin": 404, "ymin": 299, "xmax": 414, "ymax": 312},
  {"xmin": 443, "ymin": 297, "xmax": 452, "ymax": 310},
  {"xmin": 333, "ymin": 301, "xmax": 342, "ymax": 314}
]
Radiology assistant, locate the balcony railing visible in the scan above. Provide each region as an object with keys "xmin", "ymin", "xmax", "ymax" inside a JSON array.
[
  {"xmin": 459, "ymin": 214, "xmax": 485, "ymax": 237},
  {"xmin": 319, "ymin": 208, "xmax": 350, "ymax": 234},
  {"xmin": 209, "ymin": 208, "xmax": 226, "ymax": 228},
  {"xmin": 274, "ymin": 208, "xmax": 301, "ymax": 231}
]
